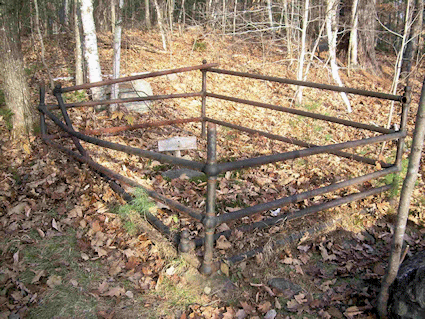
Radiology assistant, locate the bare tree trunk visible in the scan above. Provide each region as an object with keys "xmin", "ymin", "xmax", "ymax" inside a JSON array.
[
  {"xmin": 222, "ymin": 0, "xmax": 226, "ymax": 34},
  {"xmin": 326, "ymin": 0, "xmax": 352, "ymax": 113},
  {"xmin": 74, "ymin": 0, "xmax": 84, "ymax": 85},
  {"xmin": 232, "ymin": 0, "xmax": 237, "ymax": 36},
  {"xmin": 296, "ymin": 0, "xmax": 309, "ymax": 104},
  {"xmin": 390, "ymin": 0, "xmax": 413, "ymax": 110},
  {"xmin": 283, "ymin": 0, "xmax": 292, "ymax": 60},
  {"xmin": 168, "ymin": 0, "xmax": 174, "ymax": 31},
  {"xmin": 153, "ymin": 0, "xmax": 167, "ymax": 50},
  {"xmin": 34, "ymin": 0, "xmax": 54, "ymax": 89},
  {"xmin": 63, "ymin": 0, "xmax": 70, "ymax": 27},
  {"xmin": 80, "ymin": 0, "xmax": 105, "ymax": 102},
  {"xmin": 0, "ymin": 3, "xmax": 36, "ymax": 139},
  {"xmin": 145, "ymin": 0, "xmax": 151, "ymax": 28},
  {"xmin": 378, "ymin": 79, "xmax": 425, "ymax": 319},
  {"xmin": 111, "ymin": 0, "xmax": 116, "ymax": 34},
  {"xmin": 348, "ymin": 0, "xmax": 359, "ymax": 71},
  {"xmin": 402, "ymin": 0, "xmax": 424, "ymax": 73},
  {"xmin": 358, "ymin": 0, "xmax": 380, "ymax": 73},
  {"xmin": 266, "ymin": 0, "xmax": 275, "ymax": 37},
  {"xmin": 379, "ymin": 0, "xmax": 414, "ymax": 156},
  {"xmin": 111, "ymin": 0, "xmax": 124, "ymax": 112}
]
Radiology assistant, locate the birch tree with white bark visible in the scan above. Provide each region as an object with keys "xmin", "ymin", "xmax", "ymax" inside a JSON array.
[
  {"xmin": 79, "ymin": 0, "xmax": 105, "ymax": 102},
  {"xmin": 74, "ymin": 0, "xmax": 84, "ymax": 85},
  {"xmin": 326, "ymin": 0, "xmax": 352, "ymax": 113},
  {"xmin": 111, "ymin": 0, "xmax": 124, "ymax": 112},
  {"xmin": 153, "ymin": 0, "xmax": 167, "ymax": 50},
  {"xmin": 347, "ymin": 0, "xmax": 359, "ymax": 71}
]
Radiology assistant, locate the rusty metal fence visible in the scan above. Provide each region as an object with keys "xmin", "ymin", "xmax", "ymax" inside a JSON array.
[{"xmin": 38, "ymin": 61, "xmax": 410, "ymax": 275}]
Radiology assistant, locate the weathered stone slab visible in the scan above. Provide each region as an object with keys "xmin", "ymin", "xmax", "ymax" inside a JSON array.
[
  {"xmin": 120, "ymin": 78, "xmax": 153, "ymax": 113},
  {"xmin": 162, "ymin": 168, "xmax": 204, "ymax": 180}
]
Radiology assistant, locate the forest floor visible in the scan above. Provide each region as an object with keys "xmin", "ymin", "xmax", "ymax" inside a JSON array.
[{"xmin": 1, "ymin": 28, "xmax": 425, "ymax": 319}]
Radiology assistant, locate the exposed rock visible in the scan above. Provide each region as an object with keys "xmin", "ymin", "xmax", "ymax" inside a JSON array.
[
  {"xmin": 162, "ymin": 169, "xmax": 204, "ymax": 180},
  {"xmin": 389, "ymin": 250, "xmax": 425, "ymax": 318},
  {"xmin": 267, "ymin": 278, "xmax": 302, "ymax": 294}
]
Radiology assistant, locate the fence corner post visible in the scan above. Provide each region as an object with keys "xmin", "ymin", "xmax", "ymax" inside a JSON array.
[
  {"xmin": 200, "ymin": 122, "xmax": 218, "ymax": 275},
  {"xmin": 395, "ymin": 85, "xmax": 411, "ymax": 169},
  {"xmin": 201, "ymin": 59, "xmax": 208, "ymax": 139}
]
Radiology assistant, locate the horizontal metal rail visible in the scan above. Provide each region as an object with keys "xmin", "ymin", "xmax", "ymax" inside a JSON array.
[
  {"xmin": 213, "ymin": 131, "xmax": 405, "ymax": 175},
  {"xmin": 59, "ymin": 63, "xmax": 219, "ymax": 93},
  {"xmin": 207, "ymin": 92, "xmax": 395, "ymax": 134},
  {"xmin": 42, "ymin": 135, "xmax": 204, "ymax": 221},
  {"xmin": 82, "ymin": 117, "xmax": 202, "ymax": 136},
  {"xmin": 39, "ymin": 105, "xmax": 206, "ymax": 172},
  {"xmin": 47, "ymin": 92, "xmax": 203, "ymax": 110},
  {"xmin": 208, "ymin": 68, "xmax": 406, "ymax": 102},
  {"xmin": 217, "ymin": 165, "xmax": 399, "ymax": 223},
  {"xmin": 197, "ymin": 184, "xmax": 391, "ymax": 247},
  {"xmin": 51, "ymin": 117, "xmax": 202, "ymax": 139},
  {"xmin": 205, "ymin": 117, "xmax": 392, "ymax": 167}
]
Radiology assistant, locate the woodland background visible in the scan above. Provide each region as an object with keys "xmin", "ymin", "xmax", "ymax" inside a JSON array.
[{"xmin": 1, "ymin": 0, "xmax": 425, "ymax": 318}]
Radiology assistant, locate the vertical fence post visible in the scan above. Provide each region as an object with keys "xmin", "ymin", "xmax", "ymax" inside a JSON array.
[
  {"xmin": 201, "ymin": 60, "xmax": 208, "ymax": 138},
  {"xmin": 39, "ymin": 85, "xmax": 47, "ymax": 136},
  {"xmin": 395, "ymin": 86, "xmax": 411, "ymax": 169},
  {"xmin": 200, "ymin": 122, "xmax": 217, "ymax": 275},
  {"xmin": 53, "ymin": 84, "xmax": 88, "ymax": 157}
]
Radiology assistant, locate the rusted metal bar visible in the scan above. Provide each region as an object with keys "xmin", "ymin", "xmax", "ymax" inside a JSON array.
[
  {"xmin": 200, "ymin": 123, "xmax": 218, "ymax": 275},
  {"xmin": 201, "ymin": 60, "xmax": 208, "ymax": 138},
  {"xmin": 53, "ymin": 85, "xmax": 88, "ymax": 157},
  {"xmin": 50, "ymin": 117, "xmax": 202, "ymax": 139},
  {"xmin": 46, "ymin": 92, "xmax": 203, "ymax": 110},
  {"xmin": 39, "ymin": 86, "xmax": 47, "ymax": 135},
  {"xmin": 59, "ymin": 63, "xmax": 219, "ymax": 93},
  {"xmin": 82, "ymin": 117, "xmax": 202, "ymax": 136},
  {"xmin": 207, "ymin": 92, "xmax": 395, "ymax": 134},
  {"xmin": 209, "ymin": 68, "xmax": 406, "ymax": 102},
  {"xmin": 39, "ymin": 104, "xmax": 205, "ymax": 172},
  {"xmin": 205, "ymin": 117, "xmax": 391, "ymax": 167},
  {"xmin": 233, "ymin": 184, "xmax": 391, "ymax": 248},
  {"xmin": 42, "ymin": 135, "xmax": 204, "ymax": 221},
  {"xmin": 396, "ymin": 86, "xmax": 411, "ymax": 168},
  {"xmin": 216, "ymin": 165, "xmax": 399, "ymax": 224},
  {"xmin": 197, "ymin": 184, "xmax": 391, "ymax": 248},
  {"xmin": 211, "ymin": 131, "xmax": 405, "ymax": 175}
]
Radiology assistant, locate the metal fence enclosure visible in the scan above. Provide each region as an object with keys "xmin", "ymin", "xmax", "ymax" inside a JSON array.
[{"xmin": 38, "ymin": 61, "xmax": 411, "ymax": 275}]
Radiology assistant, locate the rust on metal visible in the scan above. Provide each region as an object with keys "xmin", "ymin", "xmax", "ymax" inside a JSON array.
[
  {"xmin": 59, "ymin": 63, "xmax": 219, "ymax": 93},
  {"xmin": 39, "ymin": 104, "xmax": 206, "ymax": 172},
  {"xmin": 207, "ymin": 92, "xmax": 395, "ymax": 134},
  {"xmin": 83, "ymin": 117, "xmax": 202, "ymax": 136},
  {"xmin": 209, "ymin": 68, "xmax": 406, "ymax": 102},
  {"xmin": 205, "ymin": 117, "xmax": 392, "ymax": 167},
  {"xmin": 213, "ymin": 131, "xmax": 405, "ymax": 175},
  {"xmin": 46, "ymin": 92, "xmax": 203, "ymax": 110}
]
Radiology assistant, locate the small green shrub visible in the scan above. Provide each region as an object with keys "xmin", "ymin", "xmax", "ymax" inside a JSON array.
[
  {"xmin": 117, "ymin": 188, "xmax": 155, "ymax": 235},
  {"xmin": 193, "ymin": 41, "xmax": 207, "ymax": 52},
  {"xmin": 384, "ymin": 158, "xmax": 409, "ymax": 197},
  {"xmin": 0, "ymin": 89, "xmax": 5, "ymax": 105},
  {"xmin": 63, "ymin": 90, "xmax": 87, "ymax": 103}
]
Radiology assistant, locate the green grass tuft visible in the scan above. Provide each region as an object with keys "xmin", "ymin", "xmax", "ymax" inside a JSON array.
[{"xmin": 117, "ymin": 188, "xmax": 155, "ymax": 235}]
